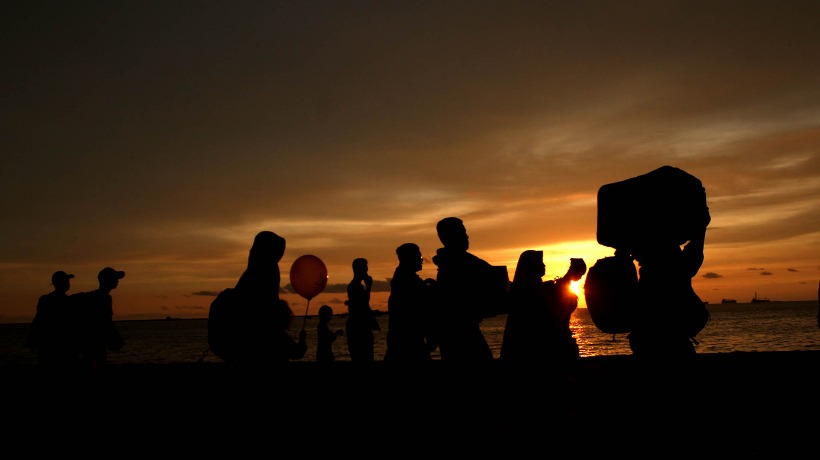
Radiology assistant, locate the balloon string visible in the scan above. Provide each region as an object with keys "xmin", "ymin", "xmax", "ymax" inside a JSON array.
[{"xmin": 302, "ymin": 298, "xmax": 311, "ymax": 330}]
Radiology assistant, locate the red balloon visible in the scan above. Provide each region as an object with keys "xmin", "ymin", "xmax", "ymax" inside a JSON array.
[{"xmin": 289, "ymin": 254, "xmax": 328, "ymax": 300}]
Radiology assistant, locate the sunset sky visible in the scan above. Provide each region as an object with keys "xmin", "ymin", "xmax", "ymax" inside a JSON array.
[{"xmin": 2, "ymin": 1, "xmax": 819, "ymax": 323}]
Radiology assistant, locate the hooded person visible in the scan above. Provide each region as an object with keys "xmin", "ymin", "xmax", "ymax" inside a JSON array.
[
  {"xmin": 208, "ymin": 231, "xmax": 305, "ymax": 364},
  {"xmin": 235, "ymin": 230, "xmax": 286, "ymax": 302}
]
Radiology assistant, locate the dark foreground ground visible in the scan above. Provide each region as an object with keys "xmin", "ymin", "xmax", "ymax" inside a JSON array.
[{"xmin": 3, "ymin": 351, "xmax": 818, "ymax": 456}]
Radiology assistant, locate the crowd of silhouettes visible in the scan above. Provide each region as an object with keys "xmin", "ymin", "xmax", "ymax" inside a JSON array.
[{"xmin": 26, "ymin": 208, "xmax": 711, "ymax": 375}]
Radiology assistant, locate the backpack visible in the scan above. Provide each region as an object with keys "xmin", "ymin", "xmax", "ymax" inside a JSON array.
[
  {"xmin": 207, "ymin": 288, "xmax": 243, "ymax": 362},
  {"xmin": 583, "ymin": 254, "xmax": 639, "ymax": 334}
]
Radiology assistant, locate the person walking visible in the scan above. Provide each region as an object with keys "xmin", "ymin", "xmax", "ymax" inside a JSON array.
[
  {"xmin": 384, "ymin": 243, "xmax": 437, "ymax": 365},
  {"xmin": 345, "ymin": 258, "xmax": 380, "ymax": 362},
  {"xmin": 431, "ymin": 217, "xmax": 500, "ymax": 364},
  {"xmin": 208, "ymin": 231, "xmax": 308, "ymax": 364},
  {"xmin": 499, "ymin": 252, "xmax": 587, "ymax": 435},
  {"xmin": 500, "ymin": 252, "xmax": 586, "ymax": 371},
  {"xmin": 627, "ymin": 217, "xmax": 710, "ymax": 362},
  {"xmin": 73, "ymin": 267, "xmax": 125, "ymax": 371},
  {"xmin": 25, "ymin": 270, "xmax": 80, "ymax": 369}
]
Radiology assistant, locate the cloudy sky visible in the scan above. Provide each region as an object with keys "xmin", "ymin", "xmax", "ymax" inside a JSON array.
[{"xmin": 2, "ymin": 1, "xmax": 819, "ymax": 322}]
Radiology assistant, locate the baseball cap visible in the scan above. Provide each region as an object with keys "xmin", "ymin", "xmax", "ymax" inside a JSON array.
[
  {"xmin": 51, "ymin": 271, "xmax": 75, "ymax": 285},
  {"xmin": 98, "ymin": 267, "xmax": 126, "ymax": 281}
]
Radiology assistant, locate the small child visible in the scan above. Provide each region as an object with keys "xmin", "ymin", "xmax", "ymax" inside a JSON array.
[{"xmin": 316, "ymin": 305, "xmax": 344, "ymax": 363}]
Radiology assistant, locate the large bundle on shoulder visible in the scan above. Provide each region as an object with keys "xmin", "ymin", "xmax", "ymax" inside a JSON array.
[{"xmin": 596, "ymin": 165, "xmax": 707, "ymax": 251}]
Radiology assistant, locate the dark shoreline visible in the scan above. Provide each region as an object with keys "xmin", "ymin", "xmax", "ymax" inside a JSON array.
[{"xmin": 4, "ymin": 351, "xmax": 819, "ymax": 454}]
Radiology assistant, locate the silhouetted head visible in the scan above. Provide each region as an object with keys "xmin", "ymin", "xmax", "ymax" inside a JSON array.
[
  {"xmin": 51, "ymin": 271, "xmax": 74, "ymax": 293},
  {"xmin": 235, "ymin": 231, "xmax": 285, "ymax": 298},
  {"xmin": 396, "ymin": 243, "xmax": 423, "ymax": 271},
  {"xmin": 513, "ymin": 250, "xmax": 545, "ymax": 283},
  {"xmin": 248, "ymin": 231, "xmax": 286, "ymax": 267},
  {"xmin": 436, "ymin": 217, "xmax": 469, "ymax": 251},
  {"xmin": 566, "ymin": 258, "xmax": 587, "ymax": 281},
  {"xmin": 98, "ymin": 267, "xmax": 125, "ymax": 290},
  {"xmin": 318, "ymin": 304, "xmax": 333, "ymax": 321},
  {"xmin": 352, "ymin": 257, "xmax": 368, "ymax": 276}
]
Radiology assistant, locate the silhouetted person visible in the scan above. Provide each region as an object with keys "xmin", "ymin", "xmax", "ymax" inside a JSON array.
[
  {"xmin": 594, "ymin": 166, "xmax": 711, "ymax": 364},
  {"xmin": 384, "ymin": 243, "xmax": 436, "ymax": 365},
  {"xmin": 73, "ymin": 267, "xmax": 125, "ymax": 371},
  {"xmin": 345, "ymin": 258, "xmax": 380, "ymax": 362},
  {"xmin": 432, "ymin": 217, "xmax": 497, "ymax": 364},
  {"xmin": 345, "ymin": 257, "xmax": 381, "ymax": 362},
  {"xmin": 316, "ymin": 304, "xmax": 343, "ymax": 363},
  {"xmin": 208, "ymin": 231, "xmax": 308, "ymax": 364},
  {"xmin": 499, "ymin": 252, "xmax": 586, "ymax": 435},
  {"xmin": 25, "ymin": 270, "xmax": 79, "ymax": 369},
  {"xmin": 627, "ymin": 210, "xmax": 710, "ymax": 362},
  {"xmin": 500, "ymin": 252, "xmax": 586, "ymax": 372}
]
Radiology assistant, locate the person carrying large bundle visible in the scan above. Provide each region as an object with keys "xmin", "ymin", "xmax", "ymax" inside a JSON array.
[{"xmin": 585, "ymin": 166, "xmax": 711, "ymax": 362}]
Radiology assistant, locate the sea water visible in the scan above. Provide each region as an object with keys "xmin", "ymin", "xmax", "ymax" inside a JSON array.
[{"xmin": 1, "ymin": 300, "xmax": 818, "ymax": 365}]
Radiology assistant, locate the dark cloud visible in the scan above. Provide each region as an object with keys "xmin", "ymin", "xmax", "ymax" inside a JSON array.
[
  {"xmin": 787, "ymin": 268, "xmax": 798, "ymax": 272},
  {"xmin": 702, "ymin": 272, "xmax": 722, "ymax": 279},
  {"xmin": 174, "ymin": 305, "xmax": 207, "ymax": 311},
  {"xmin": 761, "ymin": 271, "xmax": 773, "ymax": 276}
]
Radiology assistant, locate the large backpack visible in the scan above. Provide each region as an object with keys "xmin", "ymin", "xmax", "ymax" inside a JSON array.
[
  {"xmin": 207, "ymin": 288, "xmax": 243, "ymax": 362},
  {"xmin": 583, "ymin": 254, "xmax": 639, "ymax": 334}
]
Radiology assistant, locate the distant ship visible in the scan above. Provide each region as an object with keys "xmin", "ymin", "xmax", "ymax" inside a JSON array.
[
  {"xmin": 721, "ymin": 298, "xmax": 737, "ymax": 304},
  {"xmin": 751, "ymin": 292, "xmax": 771, "ymax": 303}
]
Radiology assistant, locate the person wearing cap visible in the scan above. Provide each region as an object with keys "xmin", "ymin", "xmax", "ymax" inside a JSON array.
[
  {"xmin": 72, "ymin": 267, "xmax": 126, "ymax": 371},
  {"xmin": 25, "ymin": 271, "xmax": 80, "ymax": 368}
]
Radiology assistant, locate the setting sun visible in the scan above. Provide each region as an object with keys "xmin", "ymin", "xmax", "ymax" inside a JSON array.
[{"xmin": 570, "ymin": 279, "xmax": 583, "ymax": 297}]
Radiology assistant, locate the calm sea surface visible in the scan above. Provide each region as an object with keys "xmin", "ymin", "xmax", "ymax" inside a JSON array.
[{"xmin": 2, "ymin": 300, "xmax": 818, "ymax": 365}]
